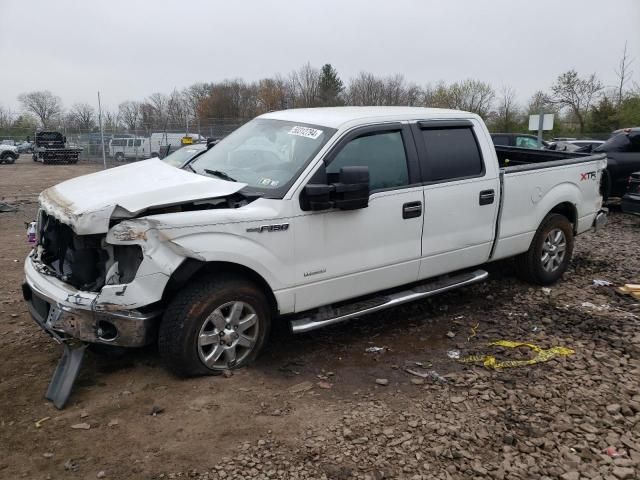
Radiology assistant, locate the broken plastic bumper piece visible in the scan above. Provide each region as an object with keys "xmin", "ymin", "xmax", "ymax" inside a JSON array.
[{"xmin": 23, "ymin": 257, "xmax": 160, "ymax": 348}]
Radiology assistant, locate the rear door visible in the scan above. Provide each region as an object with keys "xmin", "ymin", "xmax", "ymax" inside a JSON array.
[{"xmin": 413, "ymin": 120, "xmax": 500, "ymax": 279}]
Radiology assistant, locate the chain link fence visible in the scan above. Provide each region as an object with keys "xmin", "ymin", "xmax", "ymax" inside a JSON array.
[{"xmin": 0, "ymin": 118, "xmax": 247, "ymax": 167}]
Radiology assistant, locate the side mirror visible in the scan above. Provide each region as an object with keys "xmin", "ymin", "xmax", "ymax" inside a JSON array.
[
  {"xmin": 333, "ymin": 166, "xmax": 370, "ymax": 210},
  {"xmin": 301, "ymin": 165, "xmax": 370, "ymax": 211}
]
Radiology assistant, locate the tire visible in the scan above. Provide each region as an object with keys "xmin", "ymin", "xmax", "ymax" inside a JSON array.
[
  {"xmin": 158, "ymin": 274, "xmax": 271, "ymax": 377},
  {"xmin": 151, "ymin": 152, "xmax": 159, "ymax": 158},
  {"xmin": 515, "ymin": 213, "xmax": 574, "ymax": 285},
  {"xmin": 32, "ymin": 154, "xmax": 38, "ymax": 162},
  {"xmin": 115, "ymin": 152, "xmax": 125, "ymax": 162}
]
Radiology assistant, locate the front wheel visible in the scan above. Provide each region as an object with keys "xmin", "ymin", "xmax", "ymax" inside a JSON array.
[
  {"xmin": 515, "ymin": 213, "xmax": 574, "ymax": 285},
  {"xmin": 158, "ymin": 275, "xmax": 271, "ymax": 376}
]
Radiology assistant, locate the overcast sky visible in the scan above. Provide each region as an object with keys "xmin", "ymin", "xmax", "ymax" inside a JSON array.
[{"xmin": 1, "ymin": 0, "xmax": 639, "ymax": 112}]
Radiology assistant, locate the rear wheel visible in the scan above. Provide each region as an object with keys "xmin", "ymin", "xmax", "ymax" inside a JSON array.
[
  {"xmin": 158, "ymin": 275, "xmax": 271, "ymax": 376},
  {"xmin": 515, "ymin": 213, "xmax": 574, "ymax": 285},
  {"xmin": 115, "ymin": 152, "xmax": 125, "ymax": 162}
]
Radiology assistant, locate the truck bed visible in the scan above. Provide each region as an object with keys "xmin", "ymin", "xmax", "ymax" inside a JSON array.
[{"xmin": 495, "ymin": 145, "xmax": 606, "ymax": 172}]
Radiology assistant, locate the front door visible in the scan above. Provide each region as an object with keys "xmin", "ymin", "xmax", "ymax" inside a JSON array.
[{"xmin": 292, "ymin": 124, "xmax": 424, "ymax": 312}]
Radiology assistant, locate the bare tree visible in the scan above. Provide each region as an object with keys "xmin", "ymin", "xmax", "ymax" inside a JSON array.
[
  {"xmin": 18, "ymin": 90, "xmax": 63, "ymax": 128},
  {"xmin": 103, "ymin": 111, "xmax": 119, "ymax": 131},
  {"xmin": 447, "ymin": 79, "xmax": 495, "ymax": 118},
  {"xmin": 118, "ymin": 101, "xmax": 142, "ymax": 131},
  {"xmin": 550, "ymin": 70, "xmax": 603, "ymax": 133},
  {"xmin": 67, "ymin": 103, "xmax": 96, "ymax": 130},
  {"xmin": 347, "ymin": 72, "xmax": 384, "ymax": 105},
  {"xmin": 0, "ymin": 105, "xmax": 13, "ymax": 129},
  {"xmin": 494, "ymin": 86, "xmax": 519, "ymax": 132},
  {"xmin": 615, "ymin": 41, "xmax": 634, "ymax": 106},
  {"xmin": 290, "ymin": 63, "xmax": 320, "ymax": 107}
]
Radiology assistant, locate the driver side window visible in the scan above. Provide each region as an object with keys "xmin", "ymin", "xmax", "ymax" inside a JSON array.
[{"xmin": 327, "ymin": 131, "xmax": 409, "ymax": 191}]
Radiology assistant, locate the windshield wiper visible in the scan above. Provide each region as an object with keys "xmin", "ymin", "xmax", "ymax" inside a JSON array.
[{"xmin": 203, "ymin": 169, "xmax": 237, "ymax": 182}]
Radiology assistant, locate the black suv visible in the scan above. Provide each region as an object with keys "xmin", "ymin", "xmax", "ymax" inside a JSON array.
[{"xmin": 593, "ymin": 128, "xmax": 640, "ymax": 198}]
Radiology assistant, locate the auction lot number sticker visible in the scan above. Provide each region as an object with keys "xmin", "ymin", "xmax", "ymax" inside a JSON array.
[{"xmin": 288, "ymin": 126, "xmax": 323, "ymax": 139}]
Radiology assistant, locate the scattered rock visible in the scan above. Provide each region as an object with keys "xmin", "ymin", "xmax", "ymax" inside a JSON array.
[
  {"xmin": 70, "ymin": 423, "xmax": 90, "ymax": 430},
  {"xmin": 97, "ymin": 471, "xmax": 107, "ymax": 479},
  {"xmin": 375, "ymin": 378, "xmax": 389, "ymax": 386},
  {"xmin": 288, "ymin": 381, "xmax": 313, "ymax": 394},
  {"xmin": 612, "ymin": 467, "xmax": 635, "ymax": 480}
]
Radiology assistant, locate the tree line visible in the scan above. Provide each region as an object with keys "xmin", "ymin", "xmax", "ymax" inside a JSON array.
[{"xmin": 2, "ymin": 47, "xmax": 639, "ymax": 139}]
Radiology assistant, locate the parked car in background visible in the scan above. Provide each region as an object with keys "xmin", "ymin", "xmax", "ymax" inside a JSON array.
[
  {"xmin": 621, "ymin": 171, "xmax": 640, "ymax": 216},
  {"xmin": 150, "ymin": 133, "xmax": 206, "ymax": 157},
  {"xmin": 592, "ymin": 128, "xmax": 640, "ymax": 198},
  {"xmin": 0, "ymin": 143, "xmax": 19, "ymax": 164},
  {"xmin": 16, "ymin": 141, "xmax": 34, "ymax": 153},
  {"xmin": 32, "ymin": 131, "xmax": 82, "ymax": 164},
  {"xmin": 491, "ymin": 133, "xmax": 548, "ymax": 149},
  {"xmin": 162, "ymin": 143, "xmax": 208, "ymax": 168},
  {"xmin": 109, "ymin": 137, "xmax": 151, "ymax": 161},
  {"xmin": 1, "ymin": 138, "xmax": 16, "ymax": 146}
]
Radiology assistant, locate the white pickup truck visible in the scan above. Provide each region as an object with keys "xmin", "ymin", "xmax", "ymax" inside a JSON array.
[{"xmin": 23, "ymin": 107, "xmax": 607, "ymax": 406}]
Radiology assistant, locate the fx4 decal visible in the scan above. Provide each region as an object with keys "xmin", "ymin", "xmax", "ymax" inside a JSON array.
[
  {"xmin": 580, "ymin": 171, "xmax": 597, "ymax": 181},
  {"xmin": 246, "ymin": 223, "xmax": 290, "ymax": 233}
]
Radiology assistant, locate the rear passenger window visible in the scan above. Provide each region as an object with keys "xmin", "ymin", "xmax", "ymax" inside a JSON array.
[
  {"xmin": 420, "ymin": 128, "xmax": 484, "ymax": 182},
  {"xmin": 492, "ymin": 135, "xmax": 509, "ymax": 146},
  {"xmin": 327, "ymin": 131, "xmax": 409, "ymax": 191}
]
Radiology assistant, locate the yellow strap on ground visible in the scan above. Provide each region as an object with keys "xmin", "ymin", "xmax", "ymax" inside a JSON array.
[{"xmin": 460, "ymin": 340, "xmax": 575, "ymax": 369}]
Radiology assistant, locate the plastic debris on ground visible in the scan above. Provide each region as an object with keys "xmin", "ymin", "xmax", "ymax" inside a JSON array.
[
  {"xmin": 404, "ymin": 368, "xmax": 448, "ymax": 384},
  {"xmin": 602, "ymin": 446, "xmax": 625, "ymax": 458},
  {"xmin": 592, "ymin": 279, "xmax": 613, "ymax": 287},
  {"xmin": 365, "ymin": 346, "xmax": 385, "ymax": 353},
  {"xmin": 468, "ymin": 322, "xmax": 479, "ymax": 341},
  {"xmin": 460, "ymin": 340, "xmax": 575, "ymax": 369},
  {"xmin": 581, "ymin": 302, "xmax": 611, "ymax": 311},
  {"xmin": 446, "ymin": 349, "xmax": 461, "ymax": 360}
]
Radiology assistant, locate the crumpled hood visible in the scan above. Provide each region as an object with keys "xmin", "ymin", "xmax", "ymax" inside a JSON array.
[{"xmin": 39, "ymin": 159, "xmax": 246, "ymax": 234}]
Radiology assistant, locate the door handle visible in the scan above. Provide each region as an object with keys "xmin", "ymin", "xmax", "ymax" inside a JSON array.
[
  {"xmin": 479, "ymin": 190, "xmax": 495, "ymax": 206},
  {"xmin": 402, "ymin": 201, "xmax": 422, "ymax": 219}
]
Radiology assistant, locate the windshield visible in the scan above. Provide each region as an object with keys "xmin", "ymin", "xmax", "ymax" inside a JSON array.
[
  {"xmin": 162, "ymin": 145, "xmax": 206, "ymax": 167},
  {"xmin": 190, "ymin": 118, "xmax": 335, "ymax": 193}
]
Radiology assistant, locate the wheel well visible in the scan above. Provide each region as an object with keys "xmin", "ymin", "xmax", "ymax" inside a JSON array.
[
  {"xmin": 548, "ymin": 202, "xmax": 577, "ymax": 233},
  {"xmin": 161, "ymin": 259, "xmax": 278, "ymax": 315}
]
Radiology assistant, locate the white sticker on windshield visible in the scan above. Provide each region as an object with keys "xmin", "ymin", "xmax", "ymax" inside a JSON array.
[{"xmin": 288, "ymin": 126, "xmax": 323, "ymax": 139}]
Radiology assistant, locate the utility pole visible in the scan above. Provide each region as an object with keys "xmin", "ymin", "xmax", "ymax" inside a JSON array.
[
  {"xmin": 537, "ymin": 106, "xmax": 544, "ymax": 146},
  {"xmin": 97, "ymin": 91, "xmax": 107, "ymax": 170}
]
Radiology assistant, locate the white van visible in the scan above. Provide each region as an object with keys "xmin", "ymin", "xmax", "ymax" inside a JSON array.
[
  {"xmin": 109, "ymin": 137, "xmax": 151, "ymax": 161},
  {"xmin": 150, "ymin": 133, "xmax": 206, "ymax": 157}
]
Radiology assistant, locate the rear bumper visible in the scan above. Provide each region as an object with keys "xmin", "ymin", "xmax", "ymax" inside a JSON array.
[
  {"xmin": 621, "ymin": 194, "xmax": 640, "ymax": 216},
  {"xmin": 23, "ymin": 256, "xmax": 160, "ymax": 347},
  {"xmin": 592, "ymin": 209, "xmax": 608, "ymax": 231}
]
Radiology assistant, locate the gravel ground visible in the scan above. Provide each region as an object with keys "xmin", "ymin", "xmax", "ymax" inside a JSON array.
[{"xmin": 0, "ymin": 157, "xmax": 638, "ymax": 480}]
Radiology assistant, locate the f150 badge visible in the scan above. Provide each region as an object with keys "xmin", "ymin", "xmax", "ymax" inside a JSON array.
[
  {"xmin": 246, "ymin": 223, "xmax": 290, "ymax": 233},
  {"xmin": 580, "ymin": 171, "xmax": 597, "ymax": 181}
]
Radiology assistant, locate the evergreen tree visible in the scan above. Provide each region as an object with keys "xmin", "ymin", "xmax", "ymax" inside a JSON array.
[{"xmin": 318, "ymin": 64, "xmax": 344, "ymax": 106}]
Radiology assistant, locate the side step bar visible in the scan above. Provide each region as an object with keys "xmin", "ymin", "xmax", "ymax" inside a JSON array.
[{"xmin": 290, "ymin": 269, "xmax": 488, "ymax": 334}]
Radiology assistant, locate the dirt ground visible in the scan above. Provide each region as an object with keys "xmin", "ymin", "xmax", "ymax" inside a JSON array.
[{"xmin": 1, "ymin": 156, "xmax": 639, "ymax": 480}]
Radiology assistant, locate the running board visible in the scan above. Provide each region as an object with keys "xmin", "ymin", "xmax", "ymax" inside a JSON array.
[{"xmin": 290, "ymin": 269, "xmax": 488, "ymax": 334}]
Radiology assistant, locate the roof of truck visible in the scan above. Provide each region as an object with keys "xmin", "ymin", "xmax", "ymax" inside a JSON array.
[{"xmin": 260, "ymin": 107, "xmax": 475, "ymax": 129}]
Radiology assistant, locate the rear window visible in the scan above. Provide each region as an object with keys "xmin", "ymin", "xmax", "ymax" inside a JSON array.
[
  {"xmin": 491, "ymin": 135, "xmax": 510, "ymax": 146},
  {"xmin": 420, "ymin": 127, "xmax": 484, "ymax": 182}
]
